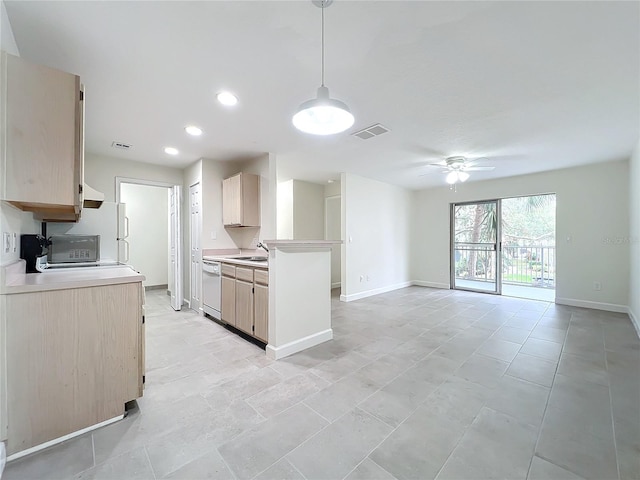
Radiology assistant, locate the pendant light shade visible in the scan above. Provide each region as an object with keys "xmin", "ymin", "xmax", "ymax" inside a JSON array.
[
  {"xmin": 292, "ymin": 86, "xmax": 354, "ymax": 135},
  {"xmin": 293, "ymin": 1, "xmax": 354, "ymax": 135}
]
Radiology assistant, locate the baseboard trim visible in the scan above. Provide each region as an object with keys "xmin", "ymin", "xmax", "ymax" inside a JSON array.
[
  {"xmin": 144, "ymin": 284, "xmax": 168, "ymax": 291},
  {"xmin": 628, "ymin": 307, "xmax": 640, "ymax": 339},
  {"xmin": 412, "ymin": 280, "xmax": 450, "ymax": 289},
  {"xmin": 7, "ymin": 414, "xmax": 124, "ymax": 462},
  {"xmin": 266, "ymin": 329, "xmax": 333, "ymax": 360},
  {"xmin": 340, "ymin": 281, "xmax": 413, "ymax": 302},
  {"xmin": 555, "ymin": 297, "xmax": 628, "ymax": 314}
]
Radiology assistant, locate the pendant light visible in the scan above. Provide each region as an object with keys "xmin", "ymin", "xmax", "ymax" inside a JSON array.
[{"xmin": 292, "ymin": 0, "xmax": 354, "ymax": 135}]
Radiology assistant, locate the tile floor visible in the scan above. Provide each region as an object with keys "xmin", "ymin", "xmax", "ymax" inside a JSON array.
[{"xmin": 3, "ymin": 287, "xmax": 639, "ymax": 480}]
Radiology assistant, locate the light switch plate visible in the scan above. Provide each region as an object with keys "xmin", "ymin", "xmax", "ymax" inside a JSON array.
[{"xmin": 12, "ymin": 233, "xmax": 17, "ymax": 253}]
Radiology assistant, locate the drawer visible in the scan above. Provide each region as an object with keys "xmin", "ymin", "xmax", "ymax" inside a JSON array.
[
  {"xmin": 221, "ymin": 263, "xmax": 236, "ymax": 278},
  {"xmin": 254, "ymin": 269, "xmax": 268, "ymax": 286},
  {"xmin": 235, "ymin": 267, "xmax": 254, "ymax": 283}
]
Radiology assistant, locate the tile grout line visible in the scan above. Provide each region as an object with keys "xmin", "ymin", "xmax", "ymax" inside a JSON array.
[
  {"xmin": 143, "ymin": 446, "xmax": 158, "ymax": 480},
  {"xmin": 602, "ymin": 327, "xmax": 622, "ymax": 480}
]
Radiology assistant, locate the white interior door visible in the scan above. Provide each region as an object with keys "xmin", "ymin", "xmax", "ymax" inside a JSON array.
[
  {"xmin": 169, "ymin": 186, "xmax": 183, "ymax": 311},
  {"xmin": 325, "ymin": 196, "xmax": 341, "ymax": 288},
  {"xmin": 190, "ymin": 182, "xmax": 201, "ymax": 311}
]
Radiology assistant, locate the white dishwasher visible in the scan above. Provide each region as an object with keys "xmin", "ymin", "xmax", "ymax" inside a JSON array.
[{"xmin": 202, "ymin": 261, "xmax": 221, "ymax": 320}]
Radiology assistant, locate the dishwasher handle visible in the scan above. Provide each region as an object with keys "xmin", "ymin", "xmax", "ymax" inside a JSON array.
[{"xmin": 202, "ymin": 262, "xmax": 220, "ymax": 274}]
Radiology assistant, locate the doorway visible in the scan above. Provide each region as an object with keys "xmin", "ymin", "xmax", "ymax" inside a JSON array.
[
  {"xmin": 116, "ymin": 177, "xmax": 183, "ymax": 311},
  {"xmin": 451, "ymin": 194, "xmax": 556, "ymax": 301}
]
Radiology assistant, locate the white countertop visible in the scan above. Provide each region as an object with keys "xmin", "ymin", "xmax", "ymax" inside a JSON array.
[
  {"xmin": 203, "ymin": 255, "xmax": 268, "ymax": 268},
  {"xmin": 1, "ymin": 262, "xmax": 145, "ymax": 294}
]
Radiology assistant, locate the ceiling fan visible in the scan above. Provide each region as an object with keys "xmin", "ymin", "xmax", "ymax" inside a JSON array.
[{"xmin": 422, "ymin": 156, "xmax": 495, "ymax": 184}]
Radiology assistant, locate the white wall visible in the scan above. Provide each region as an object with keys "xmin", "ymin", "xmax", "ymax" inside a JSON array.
[
  {"xmin": 120, "ymin": 184, "xmax": 168, "ymax": 287},
  {"xmin": 201, "ymin": 158, "xmax": 241, "ymax": 250},
  {"xmin": 235, "ymin": 154, "xmax": 275, "ymax": 249},
  {"xmin": 629, "ymin": 140, "xmax": 640, "ymax": 329},
  {"xmin": 276, "ymin": 179, "xmax": 325, "ymax": 240},
  {"xmin": 277, "ymin": 180, "xmax": 294, "ymax": 239},
  {"xmin": 84, "ymin": 153, "xmax": 183, "ymax": 202},
  {"xmin": 412, "ymin": 160, "xmax": 630, "ymax": 310},
  {"xmin": 293, "ymin": 181, "xmax": 325, "ymax": 240},
  {"xmin": 342, "ymin": 173, "xmax": 412, "ymax": 301}
]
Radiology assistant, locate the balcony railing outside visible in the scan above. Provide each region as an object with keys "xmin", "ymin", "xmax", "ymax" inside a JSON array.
[{"xmin": 454, "ymin": 245, "xmax": 555, "ymax": 289}]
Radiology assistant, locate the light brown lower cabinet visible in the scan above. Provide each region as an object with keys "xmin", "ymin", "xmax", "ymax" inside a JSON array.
[
  {"xmin": 221, "ymin": 274, "xmax": 236, "ymax": 326},
  {"xmin": 235, "ymin": 279, "xmax": 254, "ymax": 335},
  {"xmin": 253, "ymin": 283, "xmax": 268, "ymax": 342},
  {"xmin": 219, "ymin": 264, "xmax": 268, "ymax": 343},
  {"xmin": 2, "ymin": 281, "xmax": 144, "ymax": 455}
]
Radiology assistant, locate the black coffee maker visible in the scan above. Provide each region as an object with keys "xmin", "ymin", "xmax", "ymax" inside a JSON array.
[{"xmin": 20, "ymin": 234, "xmax": 48, "ymax": 273}]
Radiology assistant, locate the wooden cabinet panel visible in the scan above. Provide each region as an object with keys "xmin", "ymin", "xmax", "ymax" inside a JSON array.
[
  {"xmin": 254, "ymin": 283, "xmax": 268, "ymax": 342},
  {"xmin": 235, "ymin": 280, "xmax": 254, "ymax": 335},
  {"xmin": 254, "ymin": 269, "xmax": 268, "ymax": 286},
  {"xmin": 221, "ymin": 263, "xmax": 236, "ymax": 278},
  {"xmin": 222, "ymin": 175, "xmax": 242, "ymax": 226},
  {"xmin": 1, "ymin": 52, "xmax": 83, "ymax": 220},
  {"xmin": 236, "ymin": 266, "xmax": 254, "ymax": 283},
  {"xmin": 221, "ymin": 275, "xmax": 236, "ymax": 326},
  {"xmin": 222, "ymin": 173, "xmax": 260, "ymax": 227},
  {"xmin": 4, "ymin": 282, "xmax": 142, "ymax": 455}
]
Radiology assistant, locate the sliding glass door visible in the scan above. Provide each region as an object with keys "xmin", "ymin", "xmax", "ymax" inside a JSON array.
[{"xmin": 451, "ymin": 200, "xmax": 501, "ymax": 294}]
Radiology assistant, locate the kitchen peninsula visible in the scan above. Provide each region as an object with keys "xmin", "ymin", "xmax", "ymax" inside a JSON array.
[
  {"xmin": 204, "ymin": 240, "xmax": 340, "ymax": 359},
  {"xmin": 264, "ymin": 240, "xmax": 340, "ymax": 359}
]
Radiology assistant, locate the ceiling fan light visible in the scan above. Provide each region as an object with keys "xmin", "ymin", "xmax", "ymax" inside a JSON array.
[
  {"xmin": 446, "ymin": 171, "xmax": 459, "ymax": 184},
  {"xmin": 293, "ymin": 86, "xmax": 354, "ymax": 135},
  {"xmin": 458, "ymin": 171, "xmax": 470, "ymax": 182}
]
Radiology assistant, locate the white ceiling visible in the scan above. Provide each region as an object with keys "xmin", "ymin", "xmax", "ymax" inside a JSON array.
[{"xmin": 4, "ymin": 1, "xmax": 639, "ymax": 190}]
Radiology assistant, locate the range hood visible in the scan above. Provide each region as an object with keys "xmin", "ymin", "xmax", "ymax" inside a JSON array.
[{"xmin": 83, "ymin": 183, "xmax": 105, "ymax": 208}]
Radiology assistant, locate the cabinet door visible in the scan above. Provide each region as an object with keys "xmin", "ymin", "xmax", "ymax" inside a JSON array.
[
  {"xmin": 221, "ymin": 275, "xmax": 236, "ymax": 326},
  {"xmin": 222, "ymin": 175, "xmax": 242, "ymax": 226},
  {"xmin": 5, "ymin": 283, "xmax": 141, "ymax": 455},
  {"xmin": 254, "ymin": 283, "xmax": 268, "ymax": 342},
  {"xmin": 3, "ymin": 52, "xmax": 82, "ymax": 212},
  {"xmin": 235, "ymin": 279, "xmax": 254, "ymax": 335}
]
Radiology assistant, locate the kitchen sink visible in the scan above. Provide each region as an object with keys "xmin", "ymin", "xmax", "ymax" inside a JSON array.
[{"xmin": 231, "ymin": 256, "xmax": 268, "ymax": 262}]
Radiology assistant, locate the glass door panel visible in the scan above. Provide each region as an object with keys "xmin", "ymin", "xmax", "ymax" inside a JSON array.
[{"xmin": 452, "ymin": 201, "xmax": 500, "ymax": 294}]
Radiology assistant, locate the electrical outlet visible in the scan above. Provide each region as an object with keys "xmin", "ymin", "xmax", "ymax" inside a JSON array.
[
  {"xmin": 2, "ymin": 232, "xmax": 10, "ymax": 254},
  {"xmin": 593, "ymin": 281, "xmax": 602, "ymax": 291}
]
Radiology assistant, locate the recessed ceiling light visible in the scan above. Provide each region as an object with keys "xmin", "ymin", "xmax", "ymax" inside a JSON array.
[
  {"xmin": 217, "ymin": 91, "xmax": 238, "ymax": 106},
  {"xmin": 164, "ymin": 147, "xmax": 179, "ymax": 155},
  {"xmin": 185, "ymin": 125, "xmax": 203, "ymax": 136}
]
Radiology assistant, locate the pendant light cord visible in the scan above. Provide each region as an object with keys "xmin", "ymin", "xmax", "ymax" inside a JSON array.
[{"xmin": 321, "ymin": 1, "xmax": 325, "ymax": 87}]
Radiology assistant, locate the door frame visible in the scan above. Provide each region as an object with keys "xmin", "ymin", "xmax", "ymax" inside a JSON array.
[
  {"xmin": 115, "ymin": 177, "xmax": 183, "ymax": 309},
  {"xmin": 450, "ymin": 199, "xmax": 502, "ymax": 295},
  {"xmin": 324, "ymin": 195, "xmax": 341, "ymax": 289}
]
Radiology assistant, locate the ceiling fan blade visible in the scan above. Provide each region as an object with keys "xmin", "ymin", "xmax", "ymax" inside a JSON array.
[
  {"xmin": 426, "ymin": 162, "xmax": 447, "ymax": 167},
  {"xmin": 464, "ymin": 166, "xmax": 495, "ymax": 171}
]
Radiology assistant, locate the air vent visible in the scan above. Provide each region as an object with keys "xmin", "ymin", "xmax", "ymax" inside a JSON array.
[
  {"xmin": 352, "ymin": 123, "xmax": 390, "ymax": 140},
  {"xmin": 111, "ymin": 141, "xmax": 132, "ymax": 150}
]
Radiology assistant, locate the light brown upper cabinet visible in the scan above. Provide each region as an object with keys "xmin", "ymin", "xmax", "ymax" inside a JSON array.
[
  {"xmin": 1, "ymin": 52, "xmax": 84, "ymax": 222},
  {"xmin": 222, "ymin": 172, "xmax": 260, "ymax": 227}
]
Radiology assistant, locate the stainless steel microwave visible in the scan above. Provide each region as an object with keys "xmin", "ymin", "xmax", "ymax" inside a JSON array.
[{"xmin": 48, "ymin": 235, "xmax": 100, "ymax": 264}]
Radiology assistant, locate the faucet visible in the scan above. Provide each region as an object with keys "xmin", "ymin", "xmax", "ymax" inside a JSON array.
[{"xmin": 257, "ymin": 242, "xmax": 269, "ymax": 253}]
